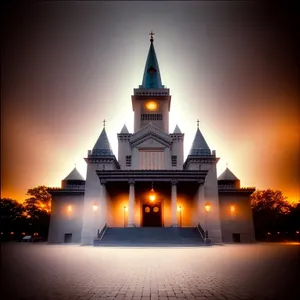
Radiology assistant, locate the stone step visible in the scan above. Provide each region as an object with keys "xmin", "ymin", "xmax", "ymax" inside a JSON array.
[{"xmin": 94, "ymin": 227, "xmax": 207, "ymax": 246}]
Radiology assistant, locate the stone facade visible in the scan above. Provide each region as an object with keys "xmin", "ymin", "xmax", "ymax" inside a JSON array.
[{"xmin": 48, "ymin": 36, "xmax": 256, "ymax": 245}]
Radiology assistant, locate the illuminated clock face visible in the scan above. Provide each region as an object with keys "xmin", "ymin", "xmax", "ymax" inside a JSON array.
[{"xmin": 145, "ymin": 100, "xmax": 158, "ymax": 111}]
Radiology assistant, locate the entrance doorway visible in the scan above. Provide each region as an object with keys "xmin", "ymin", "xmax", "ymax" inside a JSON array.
[
  {"xmin": 64, "ymin": 233, "xmax": 72, "ymax": 243},
  {"xmin": 232, "ymin": 233, "xmax": 241, "ymax": 243},
  {"xmin": 142, "ymin": 202, "xmax": 162, "ymax": 227}
]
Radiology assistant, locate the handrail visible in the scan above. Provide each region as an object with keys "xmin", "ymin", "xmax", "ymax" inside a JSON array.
[
  {"xmin": 197, "ymin": 223, "xmax": 206, "ymax": 241},
  {"xmin": 98, "ymin": 223, "xmax": 108, "ymax": 240}
]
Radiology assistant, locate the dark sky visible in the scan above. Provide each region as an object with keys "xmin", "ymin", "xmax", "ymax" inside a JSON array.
[{"xmin": 1, "ymin": 1, "xmax": 299, "ymax": 203}]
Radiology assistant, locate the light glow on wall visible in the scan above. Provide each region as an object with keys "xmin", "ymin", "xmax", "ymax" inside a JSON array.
[
  {"xmin": 205, "ymin": 202, "xmax": 211, "ymax": 212},
  {"xmin": 92, "ymin": 203, "xmax": 98, "ymax": 212},
  {"xmin": 67, "ymin": 205, "xmax": 72, "ymax": 213}
]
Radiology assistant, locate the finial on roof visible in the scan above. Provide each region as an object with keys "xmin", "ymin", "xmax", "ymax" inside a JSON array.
[
  {"xmin": 149, "ymin": 30, "xmax": 155, "ymax": 43},
  {"xmin": 103, "ymin": 119, "xmax": 106, "ymax": 128},
  {"xmin": 226, "ymin": 162, "xmax": 228, "ymax": 168},
  {"xmin": 196, "ymin": 119, "xmax": 200, "ymax": 129}
]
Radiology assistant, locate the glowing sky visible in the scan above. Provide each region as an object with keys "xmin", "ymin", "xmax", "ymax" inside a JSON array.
[{"xmin": 2, "ymin": 2, "xmax": 299, "ymax": 203}]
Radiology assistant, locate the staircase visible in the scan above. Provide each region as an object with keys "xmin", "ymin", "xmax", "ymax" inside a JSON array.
[{"xmin": 94, "ymin": 227, "xmax": 208, "ymax": 246}]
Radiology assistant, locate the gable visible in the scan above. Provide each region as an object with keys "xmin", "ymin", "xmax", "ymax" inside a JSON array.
[
  {"xmin": 134, "ymin": 137, "xmax": 167, "ymax": 149},
  {"xmin": 130, "ymin": 123, "xmax": 172, "ymax": 148}
]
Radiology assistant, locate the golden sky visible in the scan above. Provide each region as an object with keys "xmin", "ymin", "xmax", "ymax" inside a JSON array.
[{"xmin": 2, "ymin": 2, "xmax": 299, "ymax": 203}]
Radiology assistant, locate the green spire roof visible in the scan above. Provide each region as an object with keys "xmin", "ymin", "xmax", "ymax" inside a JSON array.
[
  {"xmin": 140, "ymin": 35, "xmax": 164, "ymax": 89},
  {"xmin": 92, "ymin": 127, "xmax": 114, "ymax": 156},
  {"xmin": 189, "ymin": 128, "xmax": 211, "ymax": 156}
]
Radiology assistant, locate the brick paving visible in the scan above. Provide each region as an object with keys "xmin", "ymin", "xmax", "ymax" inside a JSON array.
[{"xmin": 1, "ymin": 243, "xmax": 299, "ymax": 300}]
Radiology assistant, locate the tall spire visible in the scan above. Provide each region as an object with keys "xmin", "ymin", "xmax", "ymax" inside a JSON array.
[
  {"xmin": 140, "ymin": 31, "xmax": 164, "ymax": 89},
  {"xmin": 92, "ymin": 127, "xmax": 114, "ymax": 156}
]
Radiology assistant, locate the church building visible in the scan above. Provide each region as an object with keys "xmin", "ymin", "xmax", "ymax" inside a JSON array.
[{"xmin": 48, "ymin": 33, "xmax": 256, "ymax": 245}]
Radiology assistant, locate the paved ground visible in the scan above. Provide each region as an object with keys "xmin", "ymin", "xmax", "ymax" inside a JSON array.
[{"xmin": 1, "ymin": 243, "xmax": 299, "ymax": 300}]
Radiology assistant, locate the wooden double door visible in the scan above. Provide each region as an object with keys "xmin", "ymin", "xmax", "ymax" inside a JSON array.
[{"xmin": 142, "ymin": 202, "xmax": 162, "ymax": 227}]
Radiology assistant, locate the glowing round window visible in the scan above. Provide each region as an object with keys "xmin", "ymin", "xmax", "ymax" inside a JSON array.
[
  {"xmin": 145, "ymin": 100, "xmax": 158, "ymax": 111},
  {"xmin": 153, "ymin": 207, "xmax": 159, "ymax": 213},
  {"xmin": 145, "ymin": 207, "xmax": 150, "ymax": 213}
]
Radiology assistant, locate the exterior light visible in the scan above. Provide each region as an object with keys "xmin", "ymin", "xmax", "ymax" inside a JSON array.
[
  {"xmin": 92, "ymin": 203, "xmax": 98, "ymax": 212},
  {"xmin": 296, "ymin": 231, "xmax": 299, "ymax": 234},
  {"xmin": 277, "ymin": 232, "xmax": 280, "ymax": 234},
  {"xmin": 22, "ymin": 232, "xmax": 26, "ymax": 235},
  {"xmin": 177, "ymin": 206, "xmax": 182, "ymax": 212},
  {"xmin": 34, "ymin": 233, "xmax": 38, "ymax": 236},
  {"xmin": 267, "ymin": 232, "xmax": 271, "ymax": 235},
  {"xmin": 10, "ymin": 232, "xmax": 14, "ymax": 235},
  {"xmin": 124, "ymin": 206, "xmax": 128, "ymax": 211},
  {"xmin": 230, "ymin": 205, "xmax": 235, "ymax": 213},
  {"xmin": 149, "ymin": 183, "xmax": 156, "ymax": 202},
  {"xmin": 205, "ymin": 202, "xmax": 211, "ymax": 212},
  {"xmin": 146, "ymin": 100, "xmax": 158, "ymax": 111},
  {"xmin": 67, "ymin": 205, "xmax": 72, "ymax": 212}
]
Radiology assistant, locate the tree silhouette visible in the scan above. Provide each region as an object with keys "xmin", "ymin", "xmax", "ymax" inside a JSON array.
[
  {"xmin": 250, "ymin": 189, "xmax": 294, "ymax": 240},
  {"xmin": 23, "ymin": 186, "xmax": 52, "ymax": 237},
  {"xmin": 0, "ymin": 198, "xmax": 26, "ymax": 240}
]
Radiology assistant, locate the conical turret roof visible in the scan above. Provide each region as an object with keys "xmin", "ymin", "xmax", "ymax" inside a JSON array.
[
  {"xmin": 218, "ymin": 168, "xmax": 239, "ymax": 181},
  {"xmin": 173, "ymin": 125, "xmax": 182, "ymax": 134},
  {"xmin": 189, "ymin": 128, "xmax": 211, "ymax": 156},
  {"xmin": 120, "ymin": 124, "xmax": 129, "ymax": 134},
  {"xmin": 141, "ymin": 35, "xmax": 164, "ymax": 89},
  {"xmin": 63, "ymin": 167, "xmax": 85, "ymax": 181},
  {"xmin": 92, "ymin": 127, "xmax": 114, "ymax": 156}
]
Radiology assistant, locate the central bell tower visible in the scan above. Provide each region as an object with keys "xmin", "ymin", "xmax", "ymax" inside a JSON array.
[{"xmin": 132, "ymin": 31, "xmax": 171, "ymax": 134}]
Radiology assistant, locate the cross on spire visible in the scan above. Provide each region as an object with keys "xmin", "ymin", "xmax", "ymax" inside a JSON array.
[
  {"xmin": 149, "ymin": 30, "xmax": 155, "ymax": 42},
  {"xmin": 196, "ymin": 119, "xmax": 200, "ymax": 129},
  {"xmin": 103, "ymin": 119, "xmax": 106, "ymax": 128}
]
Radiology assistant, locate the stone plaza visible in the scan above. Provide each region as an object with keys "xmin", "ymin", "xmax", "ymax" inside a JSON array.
[{"xmin": 1, "ymin": 243, "xmax": 299, "ymax": 300}]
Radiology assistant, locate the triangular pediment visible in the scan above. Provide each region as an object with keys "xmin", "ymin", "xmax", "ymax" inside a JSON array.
[
  {"xmin": 130, "ymin": 123, "xmax": 172, "ymax": 148},
  {"xmin": 135, "ymin": 137, "xmax": 167, "ymax": 149}
]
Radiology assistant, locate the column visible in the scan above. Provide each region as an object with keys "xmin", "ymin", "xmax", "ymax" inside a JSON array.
[
  {"xmin": 171, "ymin": 180, "xmax": 178, "ymax": 227},
  {"xmin": 128, "ymin": 180, "xmax": 135, "ymax": 227},
  {"xmin": 198, "ymin": 184, "xmax": 205, "ymax": 224},
  {"xmin": 100, "ymin": 180, "xmax": 107, "ymax": 227}
]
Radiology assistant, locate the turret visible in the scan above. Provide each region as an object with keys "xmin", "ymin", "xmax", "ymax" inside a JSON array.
[{"xmin": 61, "ymin": 167, "xmax": 85, "ymax": 189}]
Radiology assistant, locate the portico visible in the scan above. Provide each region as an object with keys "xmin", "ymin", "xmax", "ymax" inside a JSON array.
[{"xmin": 96, "ymin": 170, "xmax": 207, "ymax": 228}]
